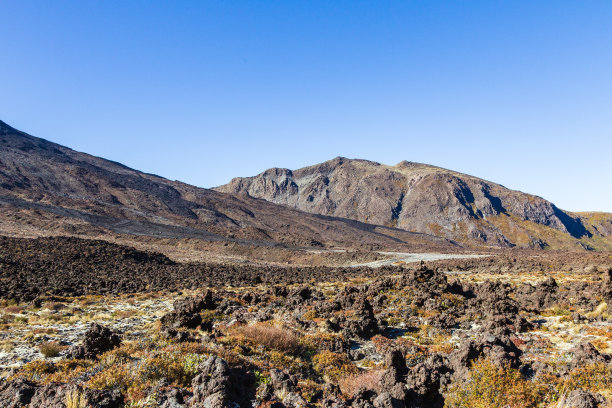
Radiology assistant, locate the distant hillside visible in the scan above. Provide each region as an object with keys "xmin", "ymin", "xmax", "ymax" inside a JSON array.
[
  {"xmin": 217, "ymin": 157, "xmax": 612, "ymax": 250},
  {"xmin": 0, "ymin": 121, "xmax": 457, "ymax": 251}
]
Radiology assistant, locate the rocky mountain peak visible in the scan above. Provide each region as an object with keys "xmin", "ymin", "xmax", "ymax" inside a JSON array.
[{"xmin": 216, "ymin": 158, "xmax": 608, "ymax": 250}]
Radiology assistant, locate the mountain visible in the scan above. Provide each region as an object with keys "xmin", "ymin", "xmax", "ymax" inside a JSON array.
[
  {"xmin": 216, "ymin": 157, "xmax": 612, "ymax": 250},
  {"xmin": 0, "ymin": 121, "xmax": 457, "ymax": 251}
]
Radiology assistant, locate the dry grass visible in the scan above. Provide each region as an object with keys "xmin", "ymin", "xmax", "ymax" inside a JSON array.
[
  {"xmin": 235, "ymin": 322, "xmax": 302, "ymax": 354},
  {"xmin": 65, "ymin": 389, "xmax": 87, "ymax": 408},
  {"xmin": 338, "ymin": 369, "xmax": 383, "ymax": 397},
  {"xmin": 445, "ymin": 358, "xmax": 545, "ymax": 408},
  {"xmin": 4, "ymin": 305, "xmax": 24, "ymax": 314},
  {"xmin": 39, "ymin": 341, "xmax": 65, "ymax": 358}
]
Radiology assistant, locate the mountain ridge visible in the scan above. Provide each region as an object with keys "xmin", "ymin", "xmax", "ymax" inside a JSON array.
[
  {"xmin": 216, "ymin": 156, "xmax": 612, "ymax": 250},
  {"xmin": 0, "ymin": 120, "xmax": 459, "ymax": 251}
]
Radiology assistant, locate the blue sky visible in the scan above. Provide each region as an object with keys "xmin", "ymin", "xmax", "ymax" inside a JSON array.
[{"xmin": 1, "ymin": 1, "xmax": 611, "ymax": 212}]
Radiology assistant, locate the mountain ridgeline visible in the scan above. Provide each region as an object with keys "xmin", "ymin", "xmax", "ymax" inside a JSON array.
[
  {"xmin": 217, "ymin": 157, "xmax": 612, "ymax": 250},
  {"xmin": 0, "ymin": 120, "xmax": 457, "ymax": 251},
  {"xmin": 1, "ymin": 119, "xmax": 610, "ymax": 251}
]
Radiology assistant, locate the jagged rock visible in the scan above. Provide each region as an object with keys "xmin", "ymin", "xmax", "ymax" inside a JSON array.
[
  {"xmin": 569, "ymin": 343, "xmax": 611, "ymax": 370},
  {"xmin": 161, "ymin": 291, "xmax": 217, "ymax": 330},
  {"xmin": 515, "ymin": 277, "xmax": 559, "ymax": 310},
  {"xmin": 0, "ymin": 381, "xmax": 122, "ymax": 408},
  {"xmin": 189, "ymin": 355, "xmax": 254, "ymax": 408},
  {"xmin": 378, "ymin": 349, "xmax": 408, "ymax": 405},
  {"xmin": 68, "ymin": 323, "xmax": 121, "ymax": 360},
  {"xmin": 162, "ymin": 328, "xmax": 197, "ymax": 343},
  {"xmin": 602, "ymin": 268, "xmax": 612, "ymax": 303},
  {"xmin": 190, "ymin": 356, "xmax": 232, "ymax": 407},
  {"xmin": 426, "ymin": 313, "xmax": 456, "ymax": 330},
  {"xmin": 558, "ymin": 390, "xmax": 604, "ymax": 408},
  {"xmin": 156, "ymin": 387, "xmax": 191, "ymax": 408},
  {"xmin": 480, "ymin": 314, "xmax": 533, "ymax": 334},
  {"xmin": 373, "ymin": 392, "xmax": 404, "ymax": 408},
  {"xmin": 0, "ymin": 378, "xmax": 37, "ymax": 408},
  {"xmin": 449, "ymin": 334, "xmax": 522, "ymax": 379},
  {"xmin": 404, "ymin": 354, "xmax": 451, "ymax": 408},
  {"xmin": 349, "ymin": 390, "xmax": 378, "ymax": 408},
  {"xmin": 342, "ymin": 297, "xmax": 379, "ymax": 339},
  {"xmin": 270, "ymin": 369, "xmax": 298, "ymax": 395}
]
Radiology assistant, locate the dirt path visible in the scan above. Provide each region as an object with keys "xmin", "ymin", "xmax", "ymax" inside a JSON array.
[{"xmin": 350, "ymin": 251, "xmax": 489, "ymax": 268}]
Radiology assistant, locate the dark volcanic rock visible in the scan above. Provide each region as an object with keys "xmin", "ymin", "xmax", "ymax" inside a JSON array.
[
  {"xmin": 569, "ymin": 342, "xmax": 611, "ymax": 370},
  {"xmin": 0, "ymin": 381, "xmax": 122, "ymax": 408},
  {"xmin": 68, "ymin": 323, "xmax": 121, "ymax": 360},
  {"xmin": 515, "ymin": 277, "xmax": 559, "ymax": 310},
  {"xmin": 341, "ymin": 297, "xmax": 379, "ymax": 340},
  {"xmin": 190, "ymin": 356, "xmax": 233, "ymax": 407},
  {"xmin": 449, "ymin": 334, "xmax": 522, "ymax": 379},
  {"xmin": 559, "ymin": 390, "xmax": 604, "ymax": 408},
  {"xmin": 190, "ymin": 355, "xmax": 254, "ymax": 408},
  {"xmin": 405, "ymin": 354, "xmax": 451, "ymax": 408},
  {"xmin": 0, "ymin": 378, "xmax": 37, "ymax": 408},
  {"xmin": 603, "ymin": 268, "xmax": 612, "ymax": 303},
  {"xmin": 160, "ymin": 291, "xmax": 217, "ymax": 330}
]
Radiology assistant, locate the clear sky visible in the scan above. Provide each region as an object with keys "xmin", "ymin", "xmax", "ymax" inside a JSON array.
[{"xmin": 1, "ymin": 1, "xmax": 611, "ymax": 212}]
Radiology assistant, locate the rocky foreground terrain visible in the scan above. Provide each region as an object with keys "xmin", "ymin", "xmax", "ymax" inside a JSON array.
[{"xmin": 0, "ymin": 236, "xmax": 610, "ymax": 408}]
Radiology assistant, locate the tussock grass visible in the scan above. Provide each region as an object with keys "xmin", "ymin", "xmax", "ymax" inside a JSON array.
[
  {"xmin": 39, "ymin": 341, "xmax": 64, "ymax": 358},
  {"xmin": 235, "ymin": 322, "xmax": 302, "ymax": 354}
]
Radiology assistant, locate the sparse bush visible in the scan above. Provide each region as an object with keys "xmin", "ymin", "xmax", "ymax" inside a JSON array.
[
  {"xmin": 236, "ymin": 322, "xmax": 302, "ymax": 354},
  {"xmin": 564, "ymin": 362, "xmax": 612, "ymax": 394},
  {"xmin": 338, "ymin": 369, "xmax": 383, "ymax": 397},
  {"xmin": 17, "ymin": 360, "xmax": 56, "ymax": 380},
  {"xmin": 137, "ymin": 352, "xmax": 206, "ymax": 386},
  {"xmin": 444, "ymin": 358, "xmax": 544, "ymax": 408},
  {"xmin": 4, "ymin": 306, "xmax": 23, "ymax": 314},
  {"xmin": 87, "ymin": 364, "xmax": 134, "ymax": 392},
  {"xmin": 39, "ymin": 341, "xmax": 64, "ymax": 357},
  {"xmin": 312, "ymin": 350, "xmax": 358, "ymax": 381}
]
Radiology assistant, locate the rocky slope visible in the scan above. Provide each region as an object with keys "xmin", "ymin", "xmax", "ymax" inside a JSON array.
[
  {"xmin": 0, "ymin": 121, "xmax": 457, "ymax": 251},
  {"xmin": 217, "ymin": 157, "xmax": 612, "ymax": 250}
]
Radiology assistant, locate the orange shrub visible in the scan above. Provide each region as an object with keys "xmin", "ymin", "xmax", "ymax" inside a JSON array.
[
  {"xmin": 338, "ymin": 369, "xmax": 383, "ymax": 397},
  {"xmin": 236, "ymin": 323, "xmax": 301, "ymax": 354},
  {"xmin": 445, "ymin": 358, "xmax": 544, "ymax": 408}
]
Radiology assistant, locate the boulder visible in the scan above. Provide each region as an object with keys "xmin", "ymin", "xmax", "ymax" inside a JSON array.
[
  {"xmin": 558, "ymin": 390, "xmax": 604, "ymax": 408},
  {"xmin": 68, "ymin": 323, "xmax": 121, "ymax": 360}
]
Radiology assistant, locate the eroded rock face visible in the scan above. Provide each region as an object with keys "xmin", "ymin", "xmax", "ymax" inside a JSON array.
[
  {"xmin": 68, "ymin": 323, "xmax": 121, "ymax": 360},
  {"xmin": 216, "ymin": 157, "xmax": 593, "ymax": 247}
]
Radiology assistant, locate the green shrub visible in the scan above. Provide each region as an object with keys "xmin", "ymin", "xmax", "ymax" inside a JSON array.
[
  {"xmin": 39, "ymin": 341, "xmax": 64, "ymax": 358},
  {"xmin": 444, "ymin": 358, "xmax": 544, "ymax": 408}
]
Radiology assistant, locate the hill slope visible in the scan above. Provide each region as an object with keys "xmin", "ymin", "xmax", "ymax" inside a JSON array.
[
  {"xmin": 0, "ymin": 121, "xmax": 457, "ymax": 251},
  {"xmin": 217, "ymin": 157, "xmax": 612, "ymax": 250}
]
